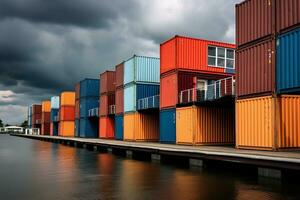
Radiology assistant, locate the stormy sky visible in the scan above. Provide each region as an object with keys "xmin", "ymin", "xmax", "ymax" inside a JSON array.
[{"xmin": 0, "ymin": 0, "xmax": 242, "ymax": 125}]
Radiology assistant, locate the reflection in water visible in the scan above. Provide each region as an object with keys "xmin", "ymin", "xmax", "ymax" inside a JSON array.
[{"xmin": 0, "ymin": 135, "xmax": 299, "ymax": 200}]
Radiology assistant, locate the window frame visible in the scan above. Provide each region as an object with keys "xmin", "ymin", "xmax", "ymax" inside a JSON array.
[{"xmin": 207, "ymin": 46, "xmax": 235, "ymax": 69}]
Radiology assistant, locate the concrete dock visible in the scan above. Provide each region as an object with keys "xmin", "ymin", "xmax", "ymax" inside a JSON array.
[{"xmin": 11, "ymin": 134, "xmax": 300, "ymax": 178}]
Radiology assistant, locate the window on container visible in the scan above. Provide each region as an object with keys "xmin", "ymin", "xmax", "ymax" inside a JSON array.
[
  {"xmin": 208, "ymin": 46, "xmax": 216, "ymax": 66},
  {"xmin": 208, "ymin": 46, "xmax": 235, "ymax": 69}
]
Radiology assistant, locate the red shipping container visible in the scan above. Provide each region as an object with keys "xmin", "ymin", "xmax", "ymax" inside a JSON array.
[
  {"xmin": 276, "ymin": 0, "xmax": 300, "ymax": 33},
  {"xmin": 160, "ymin": 36, "xmax": 235, "ymax": 75},
  {"xmin": 75, "ymin": 82, "xmax": 80, "ymax": 100},
  {"xmin": 160, "ymin": 70, "xmax": 230, "ymax": 109},
  {"xmin": 41, "ymin": 123, "xmax": 50, "ymax": 135},
  {"xmin": 115, "ymin": 62, "xmax": 124, "ymax": 88},
  {"xmin": 100, "ymin": 71, "xmax": 116, "ymax": 94},
  {"xmin": 32, "ymin": 113, "xmax": 42, "ymax": 125},
  {"xmin": 60, "ymin": 106, "xmax": 75, "ymax": 121},
  {"xmin": 236, "ymin": 38, "xmax": 275, "ymax": 98},
  {"xmin": 50, "ymin": 123, "xmax": 53, "ymax": 136},
  {"xmin": 32, "ymin": 105, "xmax": 42, "ymax": 114},
  {"xmin": 99, "ymin": 116, "xmax": 114, "ymax": 139},
  {"xmin": 41, "ymin": 112, "xmax": 50, "ymax": 123},
  {"xmin": 115, "ymin": 87, "xmax": 124, "ymax": 115},
  {"xmin": 236, "ymin": 0, "xmax": 274, "ymax": 47},
  {"xmin": 100, "ymin": 93, "xmax": 115, "ymax": 116},
  {"xmin": 75, "ymin": 100, "xmax": 80, "ymax": 119}
]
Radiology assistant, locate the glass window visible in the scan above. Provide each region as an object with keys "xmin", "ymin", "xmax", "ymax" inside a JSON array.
[
  {"xmin": 226, "ymin": 59, "xmax": 234, "ymax": 69},
  {"xmin": 217, "ymin": 58, "xmax": 225, "ymax": 67},
  {"xmin": 227, "ymin": 49, "xmax": 234, "ymax": 59},
  {"xmin": 208, "ymin": 46, "xmax": 235, "ymax": 69},
  {"xmin": 217, "ymin": 48, "xmax": 225, "ymax": 58},
  {"xmin": 208, "ymin": 57, "xmax": 216, "ymax": 66},
  {"xmin": 208, "ymin": 46, "xmax": 216, "ymax": 56}
]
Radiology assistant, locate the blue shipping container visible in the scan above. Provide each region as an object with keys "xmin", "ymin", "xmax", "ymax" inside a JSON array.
[
  {"xmin": 115, "ymin": 115, "xmax": 123, "ymax": 140},
  {"xmin": 124, "ymin": 83, "xmax": 160, "ymax": 112},
  {"xmin": 51, "ymin": 96, "xmax": 60, "ymax": 109},
  {"xmin": 50, "ymin": 109, "xmax": 59, "ymax": 122},
  {"xmin": 124, "ymin": 55, "xmax": 160, "ymax": 85},
  {"xmin": 75, "ymin": 119, "xmax": 80, "ymax": 137},
  {"xmin": 80, "ymin": 97, "xmax": 99, "ymax": 118},
  {"xmin": 277, "ymin": 27, "xmax": 300, "ymax": 94},
  {"xmin": 52, "ymin": 123, "xmax": 59, "ymax": 136},
  {"xmin": 160, "ymin": 108, "xmax": 176, "ymax": 143},
  {"xmin": 79, "ymin": 118, "xmax": 98, "ymax": 138},
  {"xmin": 80, "ymin": 79, "xmax": 100, "ymax": 97}
]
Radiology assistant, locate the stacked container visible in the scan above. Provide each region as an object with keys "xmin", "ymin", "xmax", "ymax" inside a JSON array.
[
  {"xmin": 59, "ymin": 92, "xmax": 75, "ymax": 137},
  {"xmin": 115, "ymin": 62, "xmax": 124, "ymax": 140},
  {"xmin": 99, "ymin": 71, "xmax": 116, "ymax": 139},
  {"xmin": 123, "ymin": 55, "xmax": 160, "ymax": 142},
  {"xmin": 27, "ymin": 105, "xmax": 32, "ymax": 128},
  {"xmin": 32, "ymin": 104, "xmax": 42, "ymax": 130},
  {"xmin": 50, "ymin": 96, "xmax": 60, "ymax": 136},
  {"xmin": 160, "ymin": 35, "xmax": 235, "ymax": 144},
  {"xmin": 79, "ymin": 79, "xmax": 99, "ymax": 138},
  {"xmin": 41, "ymin": 100, "xmax": 51, "ymax": 135},
  {"xmin": 75, "ymin": 83, "xmax": 80, "ymax": 137},
  {"xmin": 235, "ymin": 0, "xmax": 300, "ymax": 150}
]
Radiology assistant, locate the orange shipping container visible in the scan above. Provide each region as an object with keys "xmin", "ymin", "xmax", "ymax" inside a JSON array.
[
  {"xmin": 99, "ymin": 116, "xmax": 114, "ymax": 139},
  {"xmin": 160, "ymin": 36, "xmax": 235, "ymax": 75},
  {"xmin": 59, "ymin": 121, "xmax": 74, "ymax": 137},
  {"xmin": 236, "ymin": 95, "xmax": 300, "ymax": 150},
  {"xmin": 60, "ymin": 106, "xmax": 75, "ymax": 121},
  {"xmin": 176, "ymin": 106, "xmax": 235, "ymax": 145},
  {"xmin": 60, "ymin": 91, "xmax": 75, "ymax": 106},
  {"xmin": 124, "ymin": 112, "xmax": 159, "ymax": 142},
  {"xmin": 42, "ymin": 101, "xmax": 51, "ymax": 112}
]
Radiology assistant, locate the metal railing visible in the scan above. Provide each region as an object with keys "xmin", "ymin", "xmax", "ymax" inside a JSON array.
[
  {"xmin": 109, "ymin": 105, "xmax": 116, "ymax": 115},
  {"xmin": 137, "ymin": 95, "xmax": 160, "ymax": 110},
  {"xmin": 179, "ymin": 77, "xmax": 235, "ymax": 104},
  {"xmin": 88, "ymin": 108, "xmax": 99, "ymax": 117},
  {"xmin": 25, "ymin": 128, "xmax": 40, "ymax": 135}
]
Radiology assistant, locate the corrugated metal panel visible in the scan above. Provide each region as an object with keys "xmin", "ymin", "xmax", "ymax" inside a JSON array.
[
  {"xmin": 50, "ymin": 96, "xmax": 60, "ymax": 109},
  {"xmin": 41, "ymin": 112, "xmax": 50, "ymax": 124},
  {"xmin": 115, "ymin": 87, "xmax": 124, "ymax": 114},
  {"xmin": 41, "ymin": 123, "xmax": 50, "ymax": 135},
  {"xmin": 59, "ymin": 121, "xmax": 74, "ymax": 137},
  {"xmin": 75, "ymin": 119, "xmax": 80, "ymax": 137},
  {"xmin": 124, "ymin": 112, "xmax": 159, "ymax": 141},
  {"xmin": 276, "ymin": 0, "xmax": 300, "ymax": 33},
  {"xmin": 160, "ymin": 37, "xmax": 176, "ymax": 74},
  {"xmin": 60, "ymin": 92, "xmax": 75, "ymax": 106},
  {"xmin": 115, "ymin": 62, "xmax": 124, "ymax": 88},
  {"xmin": 277, "ymin": 27, "xmax": 300, "ymax": 94},
  {"xmin": 100, "ymin": 71, "xmax": 116, "ymax": 94},
  {"xmin": 236, "ymin": 0, "xmax": 273, "ymax": 47},
  {"xmin": 136, "ymin": 84, "xmax": 160, "ymax": 101},
  {"xmin": 80, "ymin": 79, "xmax": 99, "ymax": 97},
  {"xmin": 236, "ymin": 38, "xmax": 275, "ymax": 98},
  {"xmin": 160, "ymin": 72, "xmax": 177, "ymax": 109},
  {"xmin": 80, "ymin": 97, "xmax": 99, "ymax": 118},
  {"xmin": 159, "ymin": 108, "xmax": 176, "ymax": 143},
  {"xmin": 124, "ymin": 83, "xmax": 136, "ymax": 112},
  {"xmin": 32, "ymin": 105, "xmax": 42, "ymax": 114},
  {"xmin": 75, "ymin": 83, "xmax": 80, "ymax": 100},
  {"xmin": 60, "ymin": 106, "xmax": 75, "ymax": 121},
  {"xmin": 115, "ymin": 114, "xmax": 123, "ymax": 140},
  {"xmin": 79, "ymin": 118, "xmax": 98, "ymax": 138},
  {"xmin": 100, "ymin": 93, "xmax": 115, "ymax": 116},
  {"xmin": 42, "ymin": 101, "xmax": 51, "ymax": 112},
  {"xmin": 99, "ymin": 116, "xmax": 114, "ymax": 139},
  {"xmin": 50, "ymin": 109, "xmax": 58, "ymax": 122},
  {"xmin": 124, "ymin": 55, "xmax": 160, "ymax": 85}
]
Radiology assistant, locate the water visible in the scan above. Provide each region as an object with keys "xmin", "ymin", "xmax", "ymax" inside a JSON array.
[{"xmin": 0, "ymin": 135, "xmax": 299, "ymax": 200}]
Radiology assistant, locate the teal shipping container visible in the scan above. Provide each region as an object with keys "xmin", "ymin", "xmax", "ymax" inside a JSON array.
[
  {"xmin": 115, "ymin": 115, "xmax": 123, "ymax": 140},
  {"xmin": 79, "ymin": 118, "xmax": 98, "ymax": 138},
  {"xmin": 124, "ymin": 55, "xmax": 160, "ymax": 85},
  {"xmin": 51, "ymin": 96, "xmax": 60, "ymax": 109},
  {"xmin": 160, "ymin": 108, "xmax": 176, "ymax": 143}
]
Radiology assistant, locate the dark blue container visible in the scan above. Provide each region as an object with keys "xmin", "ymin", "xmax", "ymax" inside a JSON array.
[
  {"xmin": 80, "ymin": 79, "xmax": 100, "ymax": 98},
  {"xmin": 50, "ymin": 109, "xmax": 59, "ymax": 122},
  {"xmin": 136, "ymin": 84, "xmax": 159, "ymax": 110},
  {"xmin": 52, "ymin": 123, "xmax": 59, "ymax": 136},
  {"xmin": 159, "ymin": 108, "xmax": 176, "ymax": 143},
  {"xmin": 79, "ymin": 118, "xmax": 98, "ymax": 138},
  {"xmin": 75, "ymin": 119, "xmax": 80, "ymax": 137},
  {"xmin": 115, "ymin": 114, "xmax": 123, "ymax": 140},
  {"xmin": 80, "ymin": 97, "xmax": 99, "ymax": 118},
  {"xmin": 277, "ymin": 27, "xmax": 300, "ymax": 94}
]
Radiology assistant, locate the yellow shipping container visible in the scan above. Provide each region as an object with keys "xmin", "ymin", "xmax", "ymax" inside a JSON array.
[
  {"xmin": 59, "ymin": 121, "xmax": 74, "ymax": 137},
  {"xmin": 124, "ymin": 112, "xmax": 159, "ymax": 141},
  {"xmin": 60, "ymin": 91, "xmax": 75, "ymax": 106},
  {"xmin": 236, "ymin": 95, "xmax": 300, "ymax": 150},
  {"xmin": 42, "ymin": 100, "xmax": 51, "ymax": 112},
  {"xmin": 176, "ymin": 106, "xmax": 235, "ymax": 145}
]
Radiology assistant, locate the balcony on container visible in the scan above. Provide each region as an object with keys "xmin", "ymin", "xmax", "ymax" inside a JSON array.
[
  {"xmin": 88, "ymin": 108, "xmax": 99, "ymax": 118},
  {"xmin": 108, "ymin": 105, "xmax": 116, "ymax": 115},
  {"xmin": 53, "ymin": 115, "xmax": 59, "ymax": 122},
  {"xmin": 178, "ymin": 77, "xmax": 235, "ymax": 105},
  {"xmin": 137, "ymin": 95, "xmax": 160, "ymax": 111}
]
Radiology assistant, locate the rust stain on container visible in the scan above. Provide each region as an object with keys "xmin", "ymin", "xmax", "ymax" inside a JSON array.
[{"xmin": 236, "ymin": 95, "xmax": 300, "ymax": 150}]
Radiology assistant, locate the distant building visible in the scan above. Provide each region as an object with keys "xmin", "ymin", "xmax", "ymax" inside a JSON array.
[{"xmin": 0, "ymin": 126, "xmax": 24, "ymax": 134}]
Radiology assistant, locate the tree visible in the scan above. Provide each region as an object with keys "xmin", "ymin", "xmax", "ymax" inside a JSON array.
[
  {"xmin": 21, "ymin": 120, "xmax": 28, "ymax": 128},
  {"xmin": 0, "ymin": 119, "xmax": 3, "ymax": 127}
]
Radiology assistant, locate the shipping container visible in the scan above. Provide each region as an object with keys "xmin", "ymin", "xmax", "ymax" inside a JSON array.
[
  {"xmin": 41, "ymin": 123, "xmax": 50, "ymax": 135},
  {"xmin": 176, "ymin": 106, "xmax": 235, "ymax": 145},
  {"xmin": 32, "ymin": 113, "xmax": 41, "ymax": 125},
  {"xmin": 100, "ymin": 71, "xmax": 116, "ymax": 94},
  {"xmin": 236, "ymin": 95, "xmax": 300, "ymax": 150},
  {"xmin": 124, "ymin": 55, "xmax": 160, "ymax": 85},
  {"xmin": 160, "ymin": 36, "xmax": 235, "ymax": 75},
  {"xmin": 75, "ymin": 83, "xmax": 80, "ymax": 100},
  {"xmin": 51, "ymin": 96, "xmax": 60, "ymax": 109},
  {"xmin": 80, "ymin": 97, "xmax": 99, "ymax": 118},
  {"xmin": 236, "ymin": 0, "xmax": 273, "ymax": 47},
  {"xmin": 115, "ymin": 87, "xmax": 124, "ymax": 114},
  {"xmin": 32, "ymin": 104, "xmax": 42, "ymax": 114},
  {"xmin": 160, "ymin": 70, "xmax": 230, "ymax": 109},
  {"xmin": 75, "ymin": 119, "xmax": 80, "ymax": 137},
  {"xmin": 236, "ymin": 38, "xmax": 275, "ymax": 98},
  {"xmin": 115, "ymin": 114, "xmax": 123, "ymax": 140},
  {"xmin": 50, "ymin": 109, "xmax": 59, "ymax": 122},
  {"xmin": 75, "ymin": 100, "xmax": 80, "ymax": 119},
  {"xmin": 59, "ymin": 121, "xmax": 74, "ymax": 137},
  {"xmin": 276, "ymin": 0, "xmax": 300, "ymax": 33},
  {"xmin": 51, "ymin": 123, "xmax": 59, "ymax": 136},
  {"xmin": 41, "ymin": 112, "xmax": 50, "ymax": 124},
  {"xmin": 100, "ymin": 93, "xmax": 115, "ymax": 116},
  {"xmin": 80, "ymin": 78, "xmax": 99, "ymax": 97},
  {"xmin": 42, "ymin": 101, "xmax": 51, "ymax": 112},
  {"xmin": 124, "ymin": 83, "xmax": 160, "ymax": 113},
  {"xmin": 276, "ymin": 27, "xmax": 300, "ymax": 94},
  {"xmin": 115, "ymin": 62, "xmax": 124, "ymax": 88},
  {"xmin": 79, "ymin": 118, "xmax": 98, "ymax": 138},
  {"xmin": 159, "ymin": 108, "xmax": 176, "ymax": 143},
  {"xmin": 124, "ymin": 112, "xmax": 159, "ymax": 141},
  {"xmin": 99, "ymin": 116, "xmax": 114, "ymax": 139},
  {"xmin": 60, "ymin": 92, "xmax": 75, "ymax": 106},
  {"xmin": 60, "ymin": 106, "xmax": 75, "ymax": 121}
]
